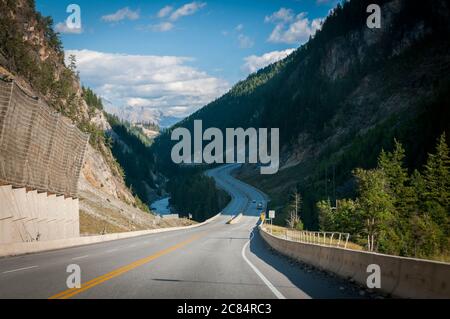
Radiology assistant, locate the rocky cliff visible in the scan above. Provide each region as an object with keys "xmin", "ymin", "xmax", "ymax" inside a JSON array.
[{"xmin": 0, "ymin": 0, "xmax": 194, "ymax": 233}]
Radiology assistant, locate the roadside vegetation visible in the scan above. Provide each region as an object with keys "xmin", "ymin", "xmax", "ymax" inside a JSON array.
[{"xmin": 315, "ymin": 134, "xmax": 450, "ymax": 261}]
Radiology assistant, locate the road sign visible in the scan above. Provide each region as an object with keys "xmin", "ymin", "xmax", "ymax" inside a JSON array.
[{"xmin": 269, "ymin": 210, "xmax": 275, "ymax": 219}]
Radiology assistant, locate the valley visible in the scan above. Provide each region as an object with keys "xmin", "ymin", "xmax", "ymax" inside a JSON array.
[{"xmin": 0, "ymin": 0, "xmax": 449, "ymax": 302}]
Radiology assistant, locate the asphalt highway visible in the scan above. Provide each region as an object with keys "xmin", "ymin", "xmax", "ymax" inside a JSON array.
[{"xmin": 0, "ymin": 164, "xmax": 360, "ymax": 299}]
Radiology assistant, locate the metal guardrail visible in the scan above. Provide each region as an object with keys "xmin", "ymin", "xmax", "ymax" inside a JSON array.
[{"xmin": 264, "ymin": 225, "xmax": 350, "ymax": 249}]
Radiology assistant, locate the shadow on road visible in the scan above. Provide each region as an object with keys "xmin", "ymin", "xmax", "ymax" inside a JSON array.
[{"xmin": 248, "ymin": 228, "xmax": 365, "ymax": 299}]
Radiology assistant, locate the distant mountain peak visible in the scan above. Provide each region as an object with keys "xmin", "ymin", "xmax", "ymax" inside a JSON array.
[{"xmin": 104, "ymin": 102, "xmax": 182, "ymax": 128}]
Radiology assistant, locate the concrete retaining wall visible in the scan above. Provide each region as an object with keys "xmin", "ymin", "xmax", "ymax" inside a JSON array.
[
  {"xmin": 0, "ymin": 185, "xmax": 79, "ymax": 244},
  {"xmin": 259, "ymin": 226, "xmax": 450, "ymax": 299},
  {"xmin": 0, "ymin": 213, "xmax": 222, "ymax": 257}
]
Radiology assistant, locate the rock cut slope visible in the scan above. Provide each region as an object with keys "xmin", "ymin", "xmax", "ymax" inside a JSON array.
[{"xmin": 0, "ymin": 0, "xmax": 193, "ymax": 234}]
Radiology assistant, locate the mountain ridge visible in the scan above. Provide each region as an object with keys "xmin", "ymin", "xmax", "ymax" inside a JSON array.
[{"xmin": 151, "ymin": 0, "xmax": 450, "ymax": 228}]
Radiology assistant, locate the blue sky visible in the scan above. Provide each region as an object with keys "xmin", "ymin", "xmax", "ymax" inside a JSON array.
[{"xmin": 36, "ymin": 0, "xmax": 339, "ymax": 121}]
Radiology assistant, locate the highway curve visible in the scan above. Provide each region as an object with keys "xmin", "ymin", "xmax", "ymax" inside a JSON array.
[{"xmin": 0, "ymin": 164, "xmax": 361, "ymax": 299}]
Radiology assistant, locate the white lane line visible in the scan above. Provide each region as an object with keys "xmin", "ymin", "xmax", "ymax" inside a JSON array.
[
  {"xmin": 105, "ymin": 248, "xmax": 118, "ymax": 253},
  {"xmin": 2, "ymin": 265, "xmax": 39, "ymax": 274},
  {"xmin": 71, "ymin": 255, "xmax": 89, "ymax": 261},
  {"xmin": 241, "ymin": 233, "xmax": 286, "ymax": 299},
  {"xmin": 128, "ymin": 244, "xmax": 137, "ymax": 248}
]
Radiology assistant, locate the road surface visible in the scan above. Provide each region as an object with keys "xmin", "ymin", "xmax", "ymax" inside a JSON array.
[{"xmin": 0, "ymin": 164, "xmax": 360, "ymax": 299}]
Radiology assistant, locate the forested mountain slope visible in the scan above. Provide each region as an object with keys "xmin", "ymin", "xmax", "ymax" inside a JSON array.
[
  {"xmin": 106, "ymin": 114, "xmax": 165, "ymax": 206},
  {"xmin": 152, "ymin": 0, "xmax": 450, "ymax": 229}
]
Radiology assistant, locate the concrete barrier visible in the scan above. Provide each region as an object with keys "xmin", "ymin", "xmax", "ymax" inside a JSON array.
[
  {"xmin": 259, "ymin": 226, "xmax": 450, "ymax": 299},
  {"xmin": 160, "ymin": 214, "xmax": 180, "ymax": 219},
  {"xmin": 0, "ymin": 213, "xmax": 222, "ymax": 258},
  {"xmin": 0, "ymin": 186, "xmax": 80, "ymax": 244}
]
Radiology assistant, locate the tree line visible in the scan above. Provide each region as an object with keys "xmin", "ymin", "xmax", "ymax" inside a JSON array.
[
  {"xmin": 317, "ymin": 134, "xmax": 449, "ymax": 260},
  {"xmin": 167, "ymin": 171, "xmax": 230, "ymax": 222}
]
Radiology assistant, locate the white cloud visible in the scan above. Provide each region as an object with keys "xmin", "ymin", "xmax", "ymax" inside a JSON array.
[
  {"xmin": 148, "ymin": 2, "xmax": 206, "ymax": 35},
  {"xmin": 170, "ymin": 2, "xmax": 206, "ymax": 21},
  {"xmin": 67, "ymin": 50, "xmax": 230, "ymax": 118},
  {"xmin": 242, "ymin": 49, "xmax": 295, "ymax": 74},
  {"xmin": 235, "ymin": 24, "xmax": 244, "ymax": 31},
  {"xmin": 316, "ymin": 0, "xmax": 336, "ymax": 4},
  {"xmin": 238, "ymin": 34, "xmax": 254, "ymax": 49},
  {"xmin": 157, "ymin": 5, "xmax": 173, "ymax": 18},
  {"xmin": 54, "ymin": 22, "xmax": 83, "ymax": 34},
  {"xmin": 311, "ymin": 18, "xmax": 323, "ymax": 31},
  {"xmin": 147, "ymin": 22, "xmax": 174, "ymax": 32},
  {"xmin": 266, "ymin": 9, "xmax": 323, "ymax": 44},
  {"xmin": 264, "ymin": 8, "xmax": 294, "ymax": 24},
  {"xmin": 101, "ymin": 7, "xmax": 140, "ymax": 23}
]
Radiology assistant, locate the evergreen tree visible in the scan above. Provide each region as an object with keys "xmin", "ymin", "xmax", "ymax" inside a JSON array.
[
  {"xmin": 353, "ymin": 168, "xmax": 395, "ymax": 252},
  {"xmin": 422, "ymin": 133, "xmax": 450, "ymax": 251},
  {"xmin": 318, "ymin": 199, "xmax": 334, "ymax": 231},
  {"xmin": 318, "ymin": 198, "xmax": 361, "ymax": 236},
  {"xmin": 377, "ymin": 140, "xmax": 415, "ymax": 255},
  {"xmin": 67, "ymin": 54, "xmax": 78, "ymax": 78},
  {"xmin": 335, "ymin": 199, "xmax": 362, "ymax": 237},
  {"xmin": 317, "ymin": 134, "xmax": 450, "ymax": 259},
  {"xmin": 424, "ymin": 133, "xmax": 450, "ymax": 213},
  {"xmin": 409, "ymin": 213, "xmax": 443, "ymax": 258},
  {"xmin": 411, "ymin": 169, "xmax": 426, "ymax": 200}
]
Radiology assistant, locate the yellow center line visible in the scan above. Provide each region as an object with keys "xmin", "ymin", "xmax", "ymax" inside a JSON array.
[{"xmin": 49, "ymin": 233, "xmax": 203, "ymax": 299}]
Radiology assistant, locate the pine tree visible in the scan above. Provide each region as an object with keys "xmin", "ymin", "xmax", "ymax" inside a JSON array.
[
  {"xmin": 67, "ymin": 54, "xmax": 78, "ymax": 77},
  {"xmin": 315, "ymin": 133, "xmax": 450, "ymax": 259},
  {"xmin": 423, "ymin": 133, "xmax": 450, "ymax": 250},
  {"xmin": 353, "ymin": 168, "xmax": 395, "ymax": 252},
  {"xmin": 317, "ymin": 199, "xmax": 334, "ymax": 231},
  {"xmin": 409, "ymin": 213, "xmax": 443, "ymax": 258},
  {"xmin": 411, "ymin": 169, "xmax": 426, "ymax": 199},
  {"xmin": 424, "ymin": 133, "xmax": 450, "ymax": 211},
  {"xmin": 377, "ymin": 140, "xmax": 415, "ymax": 255},
  {"xmin": 378, "ymin": 140, "xmax": 415, "ymax": 214},
  {"xmin": 335, "ymin": 199, "xmax": 362, "ymax": 237}
]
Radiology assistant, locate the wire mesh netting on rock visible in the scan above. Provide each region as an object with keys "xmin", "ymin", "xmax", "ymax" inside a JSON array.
[{"xmin": 0, "ymin": 78, "xmax": 89, "ymax": 198}]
